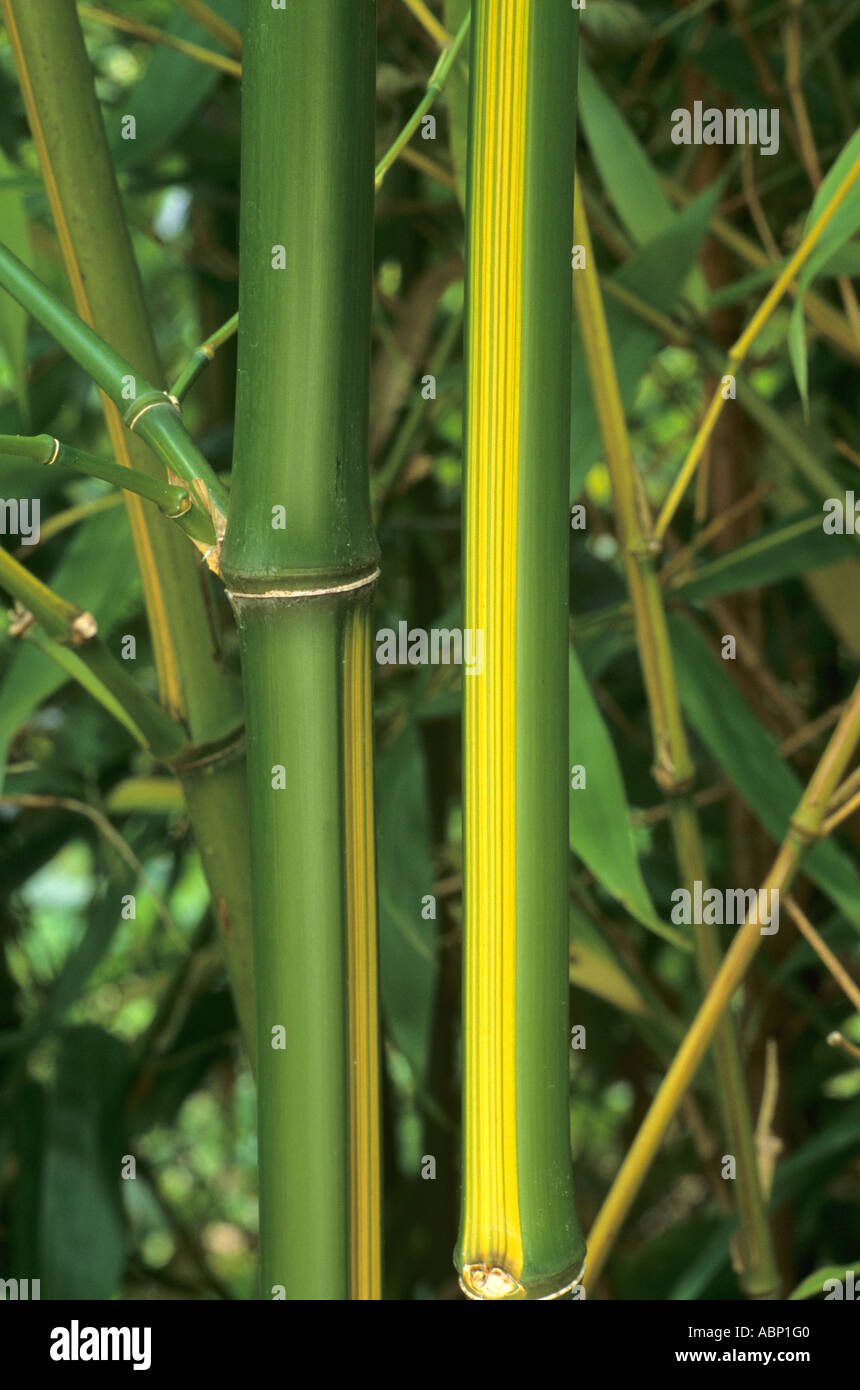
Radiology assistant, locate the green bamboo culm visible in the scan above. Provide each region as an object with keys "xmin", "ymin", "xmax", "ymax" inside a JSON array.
[
  {"xmin": 456, "ymin": 0, "xmax": 585, "ymax": 1300},
  {"xmin": 221, "ymin": 0, "xmax": 381, "ymax": 1300},
  {"xmin": 2, "ymin": 0, "xmax": 256, "ymax": 1065}
]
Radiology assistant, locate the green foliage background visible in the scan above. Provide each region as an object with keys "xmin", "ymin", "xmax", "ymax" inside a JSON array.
[{"xmin": 0, "ymin": 0, "xmax": 858, "ymax": 1299}]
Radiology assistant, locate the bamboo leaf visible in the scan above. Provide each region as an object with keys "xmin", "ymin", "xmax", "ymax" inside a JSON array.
[
  {"xmin": 669, "ymin": 615, "xmax": 860, "ymax": 931},
  {"xmin": 0, "ymin": 149, "xmax": 31, "ymax": 423},
  {"xmin": 570, "ymin": 648, "xmax": 688, "ymax": 950},
  {"xmin": 577, "ymin": 62, "xmax": 673, "ymax": 246},
  {"xmin": 789, "ymin": 128, "xmax": 860, "ymax": 412},
  {"xmin": 569, "ymin": 909, "xmax": 651, "ymax": 1017}
]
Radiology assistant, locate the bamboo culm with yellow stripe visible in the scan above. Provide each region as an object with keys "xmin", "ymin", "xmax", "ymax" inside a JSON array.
[
  {"xmin": 456, "ymin": 0, "xmax": 586, "ymax": 1299},
  {"xmin": 220, "ymin": 0, "xmax": 382, "ymax": 1300}
]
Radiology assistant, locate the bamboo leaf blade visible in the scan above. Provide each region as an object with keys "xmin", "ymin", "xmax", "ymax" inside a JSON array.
[{"xmin": 570, "ymin": 648, "xmax": 688, "ymax": 950}]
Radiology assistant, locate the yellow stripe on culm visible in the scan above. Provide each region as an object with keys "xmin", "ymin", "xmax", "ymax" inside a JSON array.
[
  {"xmin": 460, "ymin": 0, "xmax": 530, "ymax": 1295},
  {"xmin": 2, "ymin": 0, "xmax": 185, "ymax": 720},
  {"xmin": 343, "ymin": 598, "xmax": 382, "ymax": 1300}
]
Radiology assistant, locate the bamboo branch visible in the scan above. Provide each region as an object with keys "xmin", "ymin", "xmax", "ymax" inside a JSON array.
[
  {"xmin": 170, "ymin": 312, "xmax": 238, "ymax": 402},
  {"xmin": 573, "ymin": 178, "xmax": 780, "ymax": 1298},
  {"xmin": 821, "ymin": 790, "xmax": 860, "ymax": 837},
  {"xmin": 0, "ymin": 432, "xmax": 214, "ymax": 544},
  {"xmin": 583, "ymin": 675, "xmax": 860, "ymax": 1291}
]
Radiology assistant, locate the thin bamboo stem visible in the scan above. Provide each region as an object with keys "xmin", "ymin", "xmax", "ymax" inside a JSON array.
[
  {"xmin": 456, "ymin": 0, "xmax": 584, "ymax": 1301},
  {"xmin": 573, "ymin": 179, "xmax": 780, "ymax": 1299},
  {"xmin": 375, "ymin": 13, "xmax": 471, "ymax": 191},
  {"xmin": 583, "ymin": 676, "xmax": 860, "ymax": 1291},
  {"xmin": 662, "ymin": 178, "xmax": 860, "ymax": 363},
  {"xmin": 170, "ymin": 312, "xmax": 239, "ymax": 403},
  {"xmin": 785, "ymin": 898, "xmax": 860, "ymax": 1015},
  {"xmin": 821, "ymin": 790, "xmax": 860, "ymax": 837}
]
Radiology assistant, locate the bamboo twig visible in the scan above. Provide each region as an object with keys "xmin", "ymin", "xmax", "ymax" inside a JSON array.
[
  {"xmin": 827, "ymin": 764, "xmax": 860, "ymax": 813},
  {"xmin": 0, "ymin": 544, "xmax": 189, "ymax": 759},
  {"xmin": 170, "ymin": 312, "xmax": 239, "ymax": 402},
  {"xmin": 821, "ymin": 789, "xmax": 860, "ymax": 837},
  {"xmin": 375, "ymin": 13, "xmax": 471, "ymax": 191},
  {"xmin": 785, "ymin": 897, "xmax": 860, "ymax": 1016}
]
